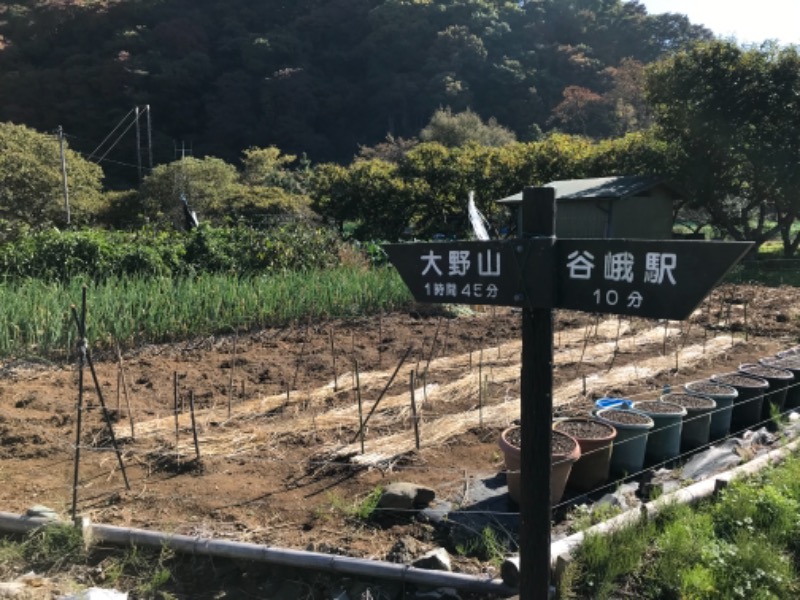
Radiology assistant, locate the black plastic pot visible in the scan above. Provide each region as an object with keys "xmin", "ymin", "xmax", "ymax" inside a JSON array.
[
  {"xmin": 760, "ymin": 355, "xmax": 800, "ymax": 410},
  {"xmin": 710, "ymin": 372, "xmax": 769, "ymax": 433},
  {"xmin": 738, "ymin": 363, "xmax": 793, "ymax": 425}
]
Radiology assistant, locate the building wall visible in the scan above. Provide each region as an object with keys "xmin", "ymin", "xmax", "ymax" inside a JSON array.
[
  {"xmin": 554, "ymin": 190, "xmax": 673, "ymax": 239},
  {"xmin": 610, "ymin": 192, "xmax": 673, "ymax": 239},
  {"xmin": 556, "ymin": 199, "xmax": 609, "ymax": 238}
]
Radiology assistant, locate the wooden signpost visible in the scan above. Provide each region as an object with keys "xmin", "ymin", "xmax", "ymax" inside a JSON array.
[{"xmin": 385, "ymin": 186, "xmax": 751, "ymax": 599}]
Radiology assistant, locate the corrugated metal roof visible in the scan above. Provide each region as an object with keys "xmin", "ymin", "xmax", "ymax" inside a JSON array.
[{"xmin": 497, "ymin": 175, "xmax": 679, "ymax": 204}]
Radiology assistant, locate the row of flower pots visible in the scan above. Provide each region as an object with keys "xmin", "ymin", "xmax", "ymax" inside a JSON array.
[{"xmin": 499, "ymin": 345, "xmax": 800, "ymax": 505}]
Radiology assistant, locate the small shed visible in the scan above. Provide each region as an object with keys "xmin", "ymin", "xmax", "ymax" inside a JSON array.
[{"xmin": 497, "ymin": 175, "xmax": 683, "ymax": 239}]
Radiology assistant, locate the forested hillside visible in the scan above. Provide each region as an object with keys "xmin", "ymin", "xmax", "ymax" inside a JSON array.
[{"xmin": 0, "ymin": 0, "xmax": 711, "ymax": 176}]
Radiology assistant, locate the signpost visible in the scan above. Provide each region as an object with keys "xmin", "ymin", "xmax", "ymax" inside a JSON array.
[{"xmin": 385, "ymin": 186, "xmax": 751, "ymax": 599}]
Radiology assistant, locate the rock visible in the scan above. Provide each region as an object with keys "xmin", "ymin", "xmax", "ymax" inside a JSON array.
[
  {"xmin": 25, "ymin": 506, "xmax": 59, "ymax": 521},
  {"xmin": 377, "ymin": 482, "xmax": 435, "ymax": 511},
  {"xmin": 411, "ymin": 548, "xmax": 452, "ymax": 572},
  {"xmin": 385, "ymin": 535, "xmax": 424, "ymax": 563}
]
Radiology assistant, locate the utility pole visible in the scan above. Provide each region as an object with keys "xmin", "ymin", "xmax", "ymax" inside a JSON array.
[
  {"xmin": 135, "ymin": 106, "xmax": 142, "ymax": 183},
  {"xmin": 135, "ymin": 105, "xmax": 154, "ymax": 182},
  {"xmin": 58, "ymin": 125, "xmax": 71, "ymax": 225}
]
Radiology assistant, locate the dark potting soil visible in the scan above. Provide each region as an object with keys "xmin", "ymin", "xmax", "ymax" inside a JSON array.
[
  {"xmin": 552, "ymin": 430, "xmax": 578, "ymax": 455},
  {"xmin": 634, "ymin": 400, "xmax": 685, "ymax": 414},
  {"xmin": 598, "ymin": 409, "xmax": 651, "ymax": 426},
  {"xmin": 767, "ymin": 357, "xmax": 800, "ymax": 371},
  {"xmin": 685, "ymin": 380, "xmax": 737, "ymax": 397},
  {"xmin": 661, "ymin": 392, "xmax": 715, "ymax": 410},
  {"xmin": 712, "ymin": 373, "xmax": 769, "ymax": 388},
  {"xmin": 554, "ymin": 419, "xmax": 615, "ymax": 440},
  {"xmin": 739, "ymin": 363, "xmax": 793, "ymax": 381},
  {"xmin": 504, "ymin": 427, "xmax": 578, "ymax": 455}
]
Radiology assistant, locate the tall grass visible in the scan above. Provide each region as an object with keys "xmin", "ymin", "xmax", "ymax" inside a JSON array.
[{"xmin": 0, "ymin": 266, "xmax": 411, "ymax": 359}]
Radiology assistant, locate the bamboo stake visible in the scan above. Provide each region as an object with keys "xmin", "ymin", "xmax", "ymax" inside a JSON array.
[
  {"xmin": 410, "ymin": 371, "xmax": 420, "ymax": 450},
  {"xmin": 291, "ymin": 319, "xmax": 310, "ymax": 392},
  {"xmin": 378, "ymin": 313, "xmax": 383, "ymax": 368},
  {"xmin": 330, "ymin": 327, "xmax": 338, "ymax": 392},
  {"xmin": 70, "ymin": 300, "xmax": 130, "ymax": 491},
  {"xmin": 227, "ymin": 329, "xmax": 238, "ymax": 418},
  {"xmin": 422, "ymin": 317, "xmax": 443, "ymax": 378},
  {"xmin": 70, "ymin": 291, "xmax": 87, "ymax": 521},
  {"xmin": 350, "ymin": 346, "xmax": 413, "ymax": 444},
  {"xmin": 173, "ymin": 372, "xmax": 180, "ymax": 464},
  {"xmin": 189, "ymin": 390, "xmax": 201, "ymax": 460},
  {"xmin": 356, "ymin": 360, "xmax": 364, "ymax": 454},
  {"xmin": 116, "ymin": 343, "xmax": 134, "ymax": 439}
]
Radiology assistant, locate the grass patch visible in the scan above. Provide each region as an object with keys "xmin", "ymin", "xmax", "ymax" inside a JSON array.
[
  {"xmin": 0, "ymin": 266, "xmax": 412, "ymax": 360},
  {"xmin": 559, "ymin": 456, "xmax": 800, "ymax": 599}
]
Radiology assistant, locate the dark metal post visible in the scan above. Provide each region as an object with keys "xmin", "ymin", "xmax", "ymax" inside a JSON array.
[{"xmin": 519, "ymin": 186, "xmax": 556, "ymax": 599}]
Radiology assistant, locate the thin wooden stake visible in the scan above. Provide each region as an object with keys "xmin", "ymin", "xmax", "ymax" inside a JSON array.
[
  {"xmin": 228, "ymin": 330, "xmax": 238, "ymax": 418},
  {"xmin": 189, "ymin": 390, "xmax": 201, "ymax": 460},
  {"xmin": 744, "ymin": 300, "xmax": 748, "ymax": 342},
  {"xmin": 116, "ymin": 343, "xmax": 134, "ymax": 439},
  {"xmin": 410, "ymin": 371, "xmax": 420, "ymax": 450},
  {"xmin": 422, "ymin": 317, "xmax": 443, "ymax": 378},
  {"xmin": 291, "ymin": 319, "xmax": 310, "ymax": 392},
  {"xmin": 173, "ymin": 371, "xmax": 180, "ymax": 463},
  {"xmin": 329, "ymin": 327, "xmax": 338, "ymax": 392},
  {"xmin": 378, "ymin": 313, "xmax": 383, "ymax": 368},
  {"xmin": 350, "ymin": 346, "xmax": 413, "ymax": 444},
  {"xmin": 355, "ymin": 360, "xmax": 364, "ymax": 454},
  {"xmin": 71, "ymin": 302, "xmax": 130, "ymax": 491}
]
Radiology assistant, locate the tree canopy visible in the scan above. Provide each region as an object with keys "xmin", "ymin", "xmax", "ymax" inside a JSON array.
[
  {"xmin": 646, "ymin": 41, "xmax": 800, "ymax": 255},
  {"xmin": 0, "ymin": 0, "xmax": 712, "ymax": 180}
]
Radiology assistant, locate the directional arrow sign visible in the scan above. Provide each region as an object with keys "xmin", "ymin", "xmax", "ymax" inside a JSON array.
[
  {"xmin": 385, "ymin": 238, "xmax": 751, "ymax": 320},
  {"xmin": 556, "ymin": 239, "xmax": 752, "ymax": 320},
  {"xmin": 384, "ymin": 240, "xmax": 554, "ymax": 308}
]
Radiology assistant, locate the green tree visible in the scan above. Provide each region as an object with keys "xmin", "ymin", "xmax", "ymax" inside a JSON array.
[
  {"xmin": 139, "ymin": 156, "xmax": 240, "ymax": 227},
  {"xmin": 0, "ymin": 122, "xmax": 104, "ymax": 229},
  {"xmin": 646, "ymin": 41, "xmax": 800, "ymax": 254},
  {"xmin": 419, "ymin": 107, "xmax": 516, "ymax": 147}
]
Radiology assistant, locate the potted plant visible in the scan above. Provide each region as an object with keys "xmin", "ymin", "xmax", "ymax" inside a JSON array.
[
  {"xmin": 683, "ymin": 380, "xmax": 738, "ymax": 441},
  {"xmin": 595, "ymin": 407, "xmax": 653, "ymax": 478},
  {"xmin": 631, "ymin": 400, "xmax": 687, "ymax": 467},
  {"xmin": 660, "ymin": 392, "xmax": 716, "ymax": 452},
  {"xmin": 498, "ymin": 425, "xmax": 580, "ymax": 505},
  {"xmin": 739, "ymin": 363, "xmax": 793, "ymax": 423},
  {"xmin": 711, "ymin": 372, "xmax": 769, "ymax": 433},
  {"xmin": 760, "ymin": 355, "xmax": 800, "ymax": 410},
  {"xmin": 552, "ymin": 418, "xmax": 617, "ymax": 492}
]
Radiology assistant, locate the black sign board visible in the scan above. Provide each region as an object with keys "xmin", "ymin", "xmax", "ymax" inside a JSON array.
[
  {"xmin": 385, "ymin": 238, "xmax": 751, "ymax": 320},
  {"xmin": 384, "ymin": 240, "xmax": 552, "ymax": 308},
  {"xmin": 555, "ymin": 238, "xmax": 751, "ymax": 320}
]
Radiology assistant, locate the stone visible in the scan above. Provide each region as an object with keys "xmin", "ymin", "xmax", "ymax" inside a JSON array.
[
  {"xmin": 411, "ymin": 547, "xmax": 452, "ymax": 572},
  {"xmin": 377, "ymin": 482, "xmax": 435, "ymax": 511},
  {"xmin": 24, "ymin": 506, "xmax": 59, "ymax": 521}
]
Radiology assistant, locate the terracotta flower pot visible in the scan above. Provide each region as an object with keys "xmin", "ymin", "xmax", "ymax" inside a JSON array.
[
  {"xmin": 552, "ymin": 418, "xmax": 617, "ymax": 492},
  {"xmin": 498, "ymin": 426, "xmax": 580, "ymax": 505}
]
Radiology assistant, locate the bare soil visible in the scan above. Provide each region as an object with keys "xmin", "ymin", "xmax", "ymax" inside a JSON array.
[{"xmin": 0, "ymin": 283, "xmax": 799, "ymax": 593}]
